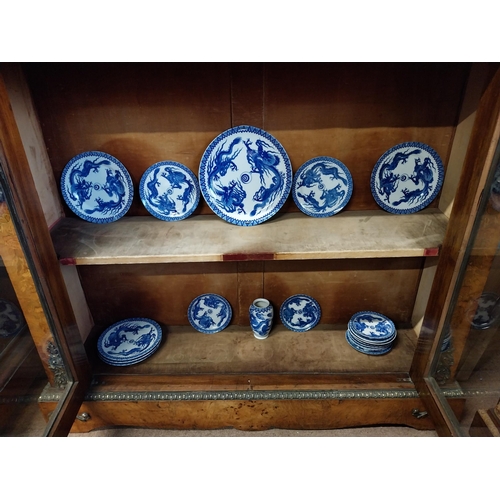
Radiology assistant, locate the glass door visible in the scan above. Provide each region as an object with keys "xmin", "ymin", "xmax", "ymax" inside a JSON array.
[
  {"xmin": 0, "ymin": 173, "xmax": 91, "ymax": 436},
  {"xmin": 425, "ymin": 126, "xmax": 500, "ymax": 436}
]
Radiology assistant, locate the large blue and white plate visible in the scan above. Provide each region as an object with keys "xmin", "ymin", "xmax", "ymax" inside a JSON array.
[
  {"xmin": 0, "ymin": 299, "xmax": 26, "ymax": 338},
  {"xmin": 61, "ymin": 151, "xmax": 134, "ymax": 223},
  {"xmin": 292, "ymin": 157, "xmax": 353, "ymax": 217},
  {"xmin": 139, "ymin": 161, "xmax": 200, "ymax": 221},
  {"xmin": 348, "ymin": 311, "xmax": 396, "ymax": 342},
  {"xmin": 97, "ymin": 318, "xmax": 162, "ymax": 366},
  {"xmin": 370, "ymin": 142, "xmax": 444, "ymax": 214},
  {"xmin": 198, "ymin": 125, "xmax": 292, "ymax": 226},
  {"xmin": 280, "ymin": 294, "xmax": 321, "ymax": 332},
  {"xmin": 188, "ymin": 294, "xmax": 232, "ymax": 334}
]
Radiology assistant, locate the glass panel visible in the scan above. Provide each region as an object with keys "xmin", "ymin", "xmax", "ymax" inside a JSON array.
[
  {"xmin": 430, "ymin": 137, "xmax": 500, "ymax": 436},
  {"xmin": 0, "ymin": 182, "xmax": 72, "ymax": 436}
]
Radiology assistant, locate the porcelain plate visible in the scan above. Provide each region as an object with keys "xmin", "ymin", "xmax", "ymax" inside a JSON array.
[
  {"xmin": 280, "ymin": 294, "xmax": 321, "ymax": 332},
  {"xmin": 61, "ymin": 151, "xmax": 134, "ymax": 223},
  {"xmin": 198, "ymin": 126, "xmax": 292, "ymax": 226},
  {"xmin": 188, "ymin": 294, "xmax": 232, "ymax": 334},
  {"xmin": 370, "ymin": 142, "xmax": 444, "ymax": 214},
  {"xmin": 292, "ymin": 156, "xmax": 353, "ymax": 217}
]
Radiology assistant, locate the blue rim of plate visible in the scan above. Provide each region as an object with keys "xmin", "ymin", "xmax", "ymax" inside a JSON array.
[
  {"xmin": 97, "ymin": 318, "xmax": 162, "ymax": 365},
  {"xmin": 198, "ymin": 125, "xmax": 292, "ymax": 226},
  {"xmin": 292, "ymin": 156, "xmax": 353, "ymax": 217},
  {"xmin": 60, "ymin": 151, "xmax": 134, "ymax": 223},
  {"xmin": 188, "ymin": 294, "xmax": 232, "ymax": 334},
  {"xmin": 370, "ymin": 142, "xmax": 444, "ymax": 214},
  {"xmin": 279, "ymin": 294, "xmax": 321, "ymax": 332},
  {"xmin": 348, "ymin": 311, "xmax": 396, "ymax": 342},
  {"xmin": 345, "ymin": 331, "xmax": 392, "ymax": 356},
  {"xmin": 348, "ymin": 326, "xmax": 397, "ymax": 346},
  {"xmin": 99, "ymin": 341, "xmax": 161, "ymax": 366},
  {"xmin": 139, "ymin": 161, "xmax": 200, "ymax": 221},
  {"xmin": 0, "ymin": 299, "xmax": 26, "ymax": 338}
]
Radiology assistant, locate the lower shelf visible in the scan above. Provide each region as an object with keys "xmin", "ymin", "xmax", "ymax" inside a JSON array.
[{"xmin": 90, "ymin": 325, "xmax": 418, "ymax": 377}]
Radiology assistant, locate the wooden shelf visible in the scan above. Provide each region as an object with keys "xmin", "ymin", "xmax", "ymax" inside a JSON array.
[
  {"xmin": 91, "ymin": 325, "xmax": 418, "ymax": 377},
  {"xmin": 51, "ymin": 209, "xmax": 447, "ymax": 265}
]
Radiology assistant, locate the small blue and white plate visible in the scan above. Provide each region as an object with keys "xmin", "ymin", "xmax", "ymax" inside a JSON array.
[
  {"xmin": 348, "ymin": 311, "xmax": 396, "ymax": 342},
  {"xmin": 61, "ymin": 151, "xmax": 134, "ymax": 223},
  {"xmin": 198, "ymin": 125, "xmax": 292, "ymax": 226},
  {"xmin": 0, "ymin": 299, "xmax": 26, "ymax": 338},
  {"xmin": 348, "ymin": 327, "xmax": 396, "ymax": 347},
  {"xmin": 280, "ymin": 294, "xmax": 321, "ymax": 332},
  {"xmin": 292, "ymin": 157, "xmax": 353, "ymax": 217},
  {"xmin": 471, "ymin": 292, "xmax": 500, "ymax": 329},
  {"xmin": 188, "ymin": 294, "xmax": 232, "ymax": 334},
  {"xmin": 370, "ymin": 142, "xmax": 444, "ymax": 214},
  {"xmin": 97, "ymin": 318, "xmax": 162, "ymax": 366},
  {"xmin": 345, "ymin": 330, "xmax": 392, "ymax": 356},
  {"xmin": 139, "ymin": 161, "xmax": 200, "ymax": 221}
]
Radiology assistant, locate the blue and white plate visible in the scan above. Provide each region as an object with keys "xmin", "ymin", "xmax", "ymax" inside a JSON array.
[
  {"xmin": 280, "ymin": 294, "xmax": 321, "ymax": 332},
  {"xmin": 292, "ymin": 157, "xmax": 353, "ymax": 217},
  {"xmin": 348, "ymin": 311, "xmax": 396, "ymax": 342},
  {"xmin": 97, "ymin": 318, "xmax": 162, "ymax": 366},
  {"xmin": 345, "ymin": 330, "xmax": 392, "ymax": 356},
  {"xmin": 99, "ymin": 342, "xmax": 162, "ymax": 366},
  {"xmin": 471, "ymin": 292, "xmax": 500, "ymax": 329},
  {"xmin": 188, "ymin": 294, "xmax": 232, "ymax": 334},
  {"xmin": 198, "ymin": 125, "xmax": 292, "ymax": 226},
  {"xmin": 61, "ymin": 151, "xmax": 134, "ymax": 223},
  {"xmin": 348, "ymin": 326, "xmax": 396, "ymax": 347},
  {"xmin": 370, "ymin": 142, "xmax": 444, "ymax": 214},
  {"xmin": 0, "ymin": 299, "xmax": 26, "ymax": 338},
  {"xmin": 139, "ymin": 161, "xmax": 200, "ymax": 221}
]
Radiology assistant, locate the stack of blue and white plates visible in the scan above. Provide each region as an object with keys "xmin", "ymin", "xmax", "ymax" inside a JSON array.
[
  {"xmin": 346, "ymin": 311, "xmax": 397, "ymax": 356},
  {"xmin": 97, "ymin": 318, "xmax": 162, "ymax": 366}
]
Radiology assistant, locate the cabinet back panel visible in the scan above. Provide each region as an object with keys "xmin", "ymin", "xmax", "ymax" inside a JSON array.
[
  {"xmin": 78, "ymin": 262, "xmax": 239, "ymax": 329},
  {"xmin": 78, "ymin": 258, "xmax": 422, "ymax": 329},
  {"xmin": 264, "ymin": 258, "xmax": 422, "ymax": 327},
  {"xmin": 23, "ymin": 63, "xmax": 470, "ymax": 217}
]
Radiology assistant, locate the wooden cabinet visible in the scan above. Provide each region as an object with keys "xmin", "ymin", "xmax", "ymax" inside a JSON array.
[{"xmin": 1, "ymin": 62, "xmax": 499, "ymax": 434}]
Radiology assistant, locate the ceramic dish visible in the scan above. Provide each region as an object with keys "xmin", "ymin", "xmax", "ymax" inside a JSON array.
[
  {"xmin": 0, "ymin": 299, "xmax": 26, "ymax": 338},
  {"xmin": 471, "ymin": 292, "xmax": 500, "ymax": 329},
  {"xmin": 139, "ymin": 161, "xmax": 200, "ymax": 221},
  {"xmin": 292, "ymin": 156, "xmax": 353, "ymax": 217},
  {"xmin": 280, "ymin": 294, "xmax": 321, "ymax": 332},
  {"xmin": 97, "ymin": 318, "xmax": 162, "ymax": 366},
  {"xmin": 188, "ymin": 294, "xmax": 232, "ymax": 334},
  {"xmin": 345, "ymin": 330, "xmax": 392, "ymax": 356},
  {"xmin": 347, "ymin": 326, "xmax": 396, "ymax": 347},
  {"xmin": 348, "ymin": 311, "xmax": 396, "ymax": 342},
  {"xmin": 61, "ymin": 151, "xmax": 134, "ymax": 223},
  {"xmin": 98, "ymin": 341, "xmax": 161, "ymax": 366},
  {"xmin": 198, "ymin": 125, "xmax": 292, "ymax": 226},
  {"xmin": 370, "ymin": 142, "xmax": 444, "ymax": 214}
]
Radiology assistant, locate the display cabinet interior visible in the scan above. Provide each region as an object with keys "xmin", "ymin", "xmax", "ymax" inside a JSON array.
[{"xmin": 1, "ymin": 62, "xmax": 498, "ymax": 433}]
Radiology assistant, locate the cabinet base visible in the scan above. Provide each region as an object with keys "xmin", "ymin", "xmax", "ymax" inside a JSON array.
[{"xmin": 39, "ymin": 394, "xmax": 465, "ymax": 434}]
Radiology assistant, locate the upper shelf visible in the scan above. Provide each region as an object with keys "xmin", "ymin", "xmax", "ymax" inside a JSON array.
[{"xmin": 51, "ymin": 209, "xmax": 447, "ymax": 265}]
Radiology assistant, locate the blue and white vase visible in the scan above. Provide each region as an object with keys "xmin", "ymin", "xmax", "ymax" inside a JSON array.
[{"xmin": 249, "ymin": 298, "xmax": 274, "ymax": 340}]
